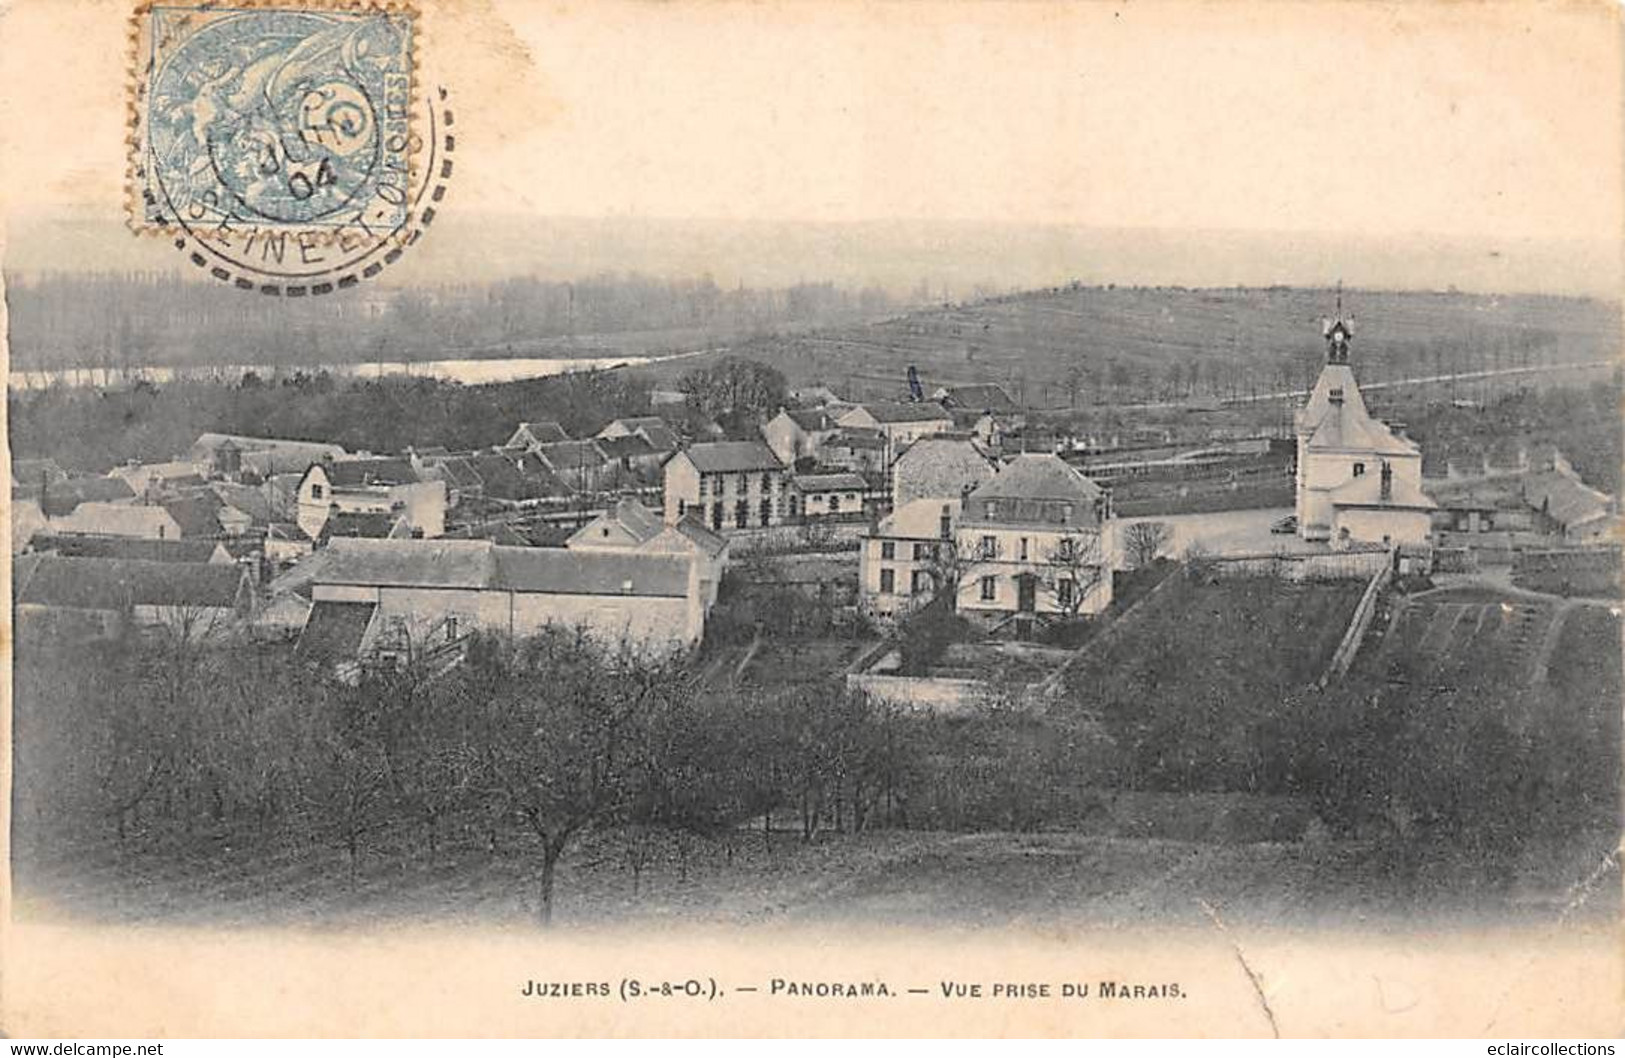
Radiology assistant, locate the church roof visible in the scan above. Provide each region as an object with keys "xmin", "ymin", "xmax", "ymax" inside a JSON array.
[
  {"xmin": 1328, "ymin": 472, "xmax": 1436, "ymax": 511},
  {"xmin": 1299, "ymin": 364, "xmax": 1417, "ymax": 456}
]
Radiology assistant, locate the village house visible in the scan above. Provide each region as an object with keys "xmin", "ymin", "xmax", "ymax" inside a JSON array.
[
  {"xmin": 28, "ymin": 533, "xmax": 235, "ymax": 565},
  {"xmin": 955, "ymin": 453, "xmax": 1115, "ymax": 625},
  {"xmin": 110, "ymin": 460, "xmax": 208, "ymax": 499},
  {"xmin": 860, "ymin": 496, "xmax": 959, "ymax": 619},
  {"xmin": 596, "ymin": 416, "xmax": 680, "ymax": 454},
  {"xmin": 762, "ymin": 408, "xmax": 841, "ymax": 467},
  {"xmin": 504, "ymin": 420, "xmax": 571, "ymax": 449},
  {"xmin": 596, "ymin": 434, "xmax": 666, "ymax": 484},
  {"xmin": 51, "ymin": 501, "xmax": 184, "ymax": 540},
  {"xmin": 790, "ymin": 472, "xmax": 868, "ymax": 522},
  {"xmin": 295, "ymin": 458, "xmax": 447, "ymax": 542},
  {"xmin": 1522, "ymin": 459, "xmax": 1617, "ymax": 544},
  {"xmin": 567, "ymin": 498, "xmax": 729, "ymax": 608},
  {"xmin": 933, "ymin": 382, "xmax": 1018, "ymax": 415},
  {"xmin": 13, "ymin": 554, "xmax": 254, "ymax": 641},
  {"xmin": 533, "ymin": 440, "xmax": 612, "ymax": 494},
  {"xmin": 890, "ymin": 435, "xmax": 999, "ymax": 509},
  {"xmin": 661, "ymin": 440, "xmax": 789, "ymax": 531},
  {"xmin": 41, "ymin": 475, "xmax": 136, "ymax": 517},
  {"xmin": 815, "ymin": 427, "xmax": 888, "ymax": 477},
  {"xmin": 835, "ymin": 402, "xmax": 954, "ymax": 456},
  {"xmin": 189, "ymin": 433, "xmax": 347, "ymax": 481},
  {"xmin": 297, "ymin": 536, "xmax": 714, "ymax": 666},
  {"xmin": 1294, "ymin": 313, "xmax": 1434, "ymax": 548},
  {"xmin": 421, "ymin": 450, "xmax": 573, "ymax": 509}
]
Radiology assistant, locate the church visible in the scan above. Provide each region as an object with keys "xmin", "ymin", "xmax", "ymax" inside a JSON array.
[{"xmin": 1294, "ymin": 307, "xmax": 1435, "ymax": 548}]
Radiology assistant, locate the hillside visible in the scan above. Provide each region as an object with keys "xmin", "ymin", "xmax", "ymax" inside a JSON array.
[{"xmin": 643, "ymin": 286, "xmax": 1621, "ymax": 408}]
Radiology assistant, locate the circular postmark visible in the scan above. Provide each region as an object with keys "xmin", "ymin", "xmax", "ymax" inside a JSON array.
[{"xmin": 132, "ymin": 3, "xmax": 452, "ymax": 295}]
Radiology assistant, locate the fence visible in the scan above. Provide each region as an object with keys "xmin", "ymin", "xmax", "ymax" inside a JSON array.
[
  {"xmin": 1204, "ymin": 548, "xmax": 1391, "ymax": 582},
  {"xmin": 1317, "ymin": 564, "xmax": 1392, "ymax": 688}
]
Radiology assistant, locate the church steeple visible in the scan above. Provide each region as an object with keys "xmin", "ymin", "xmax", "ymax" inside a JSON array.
[{"xmin": 1321, "ymin": 283, "xmax": 1353, "ymax": 365}]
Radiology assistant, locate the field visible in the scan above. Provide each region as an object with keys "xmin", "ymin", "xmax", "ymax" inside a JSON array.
[
  {"xmin": 14, "ymin": 813, "xmax": 1612, "ymax": 932},
  {"xmin": 642, "ymin": 286, "xmax": 1622, "ymax": 408},
  {"xmin": 1351, "ymin": 588, "xmax": 1563, "ymax": 689},
  {"xmin": 1066, "ymin": 574, "xmax": 1369, "ymax": 700}
]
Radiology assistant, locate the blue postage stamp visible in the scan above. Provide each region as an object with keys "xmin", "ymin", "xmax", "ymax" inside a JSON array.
[{"xmin": 134, "ymin": 2, "xmax": 417, "ymax": 241}]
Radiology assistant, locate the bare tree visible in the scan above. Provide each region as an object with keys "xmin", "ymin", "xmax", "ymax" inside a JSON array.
[
  {"xmin": 1122, "ymin": 520, "xmax": 1173, "ymax": 569},
  {"xmin": 1040, "ymin": 528, "xmax": 1106, "ymax": 620},
  {"xmin": 464, "ymin": 629, "xmax": 682, "ymax": 925}
]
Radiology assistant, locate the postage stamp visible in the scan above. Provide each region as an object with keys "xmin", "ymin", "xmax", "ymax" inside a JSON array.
[{"xmin": 128, "ymin": 1, "xmax": 446, "ymax": 293}]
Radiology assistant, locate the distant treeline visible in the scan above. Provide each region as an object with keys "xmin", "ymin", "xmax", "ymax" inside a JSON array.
[
  {"xmin": 4, "ymin": 271, "xmax": 903, "ymax": 371},
  {"xmin": 8, "ymin": 369, "xmax": 660, "ymax": 472}
]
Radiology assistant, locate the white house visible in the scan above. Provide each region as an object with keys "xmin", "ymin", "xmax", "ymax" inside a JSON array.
[
  {"xmin": 860, "ymin": 496, "xmax": 959, "ymax": 619},
  {"xmin": 790, "ymin": 472, "xmax": 867, "ymax": 521},
  {"xmin": 955, "ymin": 454, "xmax": 1114, "ymax": 624},
  {"xmin": 661, "ymin": 441, "xmax": 789, "ymax": 531},
  {"xmin": 1294, "ymin": 313, "xmax": 1434, "ymax": 548},
  {"xmin": 295, "ymin": 458, "xmax": 446, "ymax": 542}
]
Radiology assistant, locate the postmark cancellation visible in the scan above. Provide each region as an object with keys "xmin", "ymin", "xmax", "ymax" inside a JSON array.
[{"xmin": 127, "ymin": 1, "xmax": 438, "ymax": 290}]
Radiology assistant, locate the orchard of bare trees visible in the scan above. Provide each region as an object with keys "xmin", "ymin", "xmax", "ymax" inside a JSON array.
[{"xmin": 13, "ymin": 619, "xmax": 1095, "ymax": 925}]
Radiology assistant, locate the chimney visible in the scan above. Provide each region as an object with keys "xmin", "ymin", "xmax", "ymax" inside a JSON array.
[{"xmin": 1380, "ymin": 461, "xmax": 1393, "ymax": 501}]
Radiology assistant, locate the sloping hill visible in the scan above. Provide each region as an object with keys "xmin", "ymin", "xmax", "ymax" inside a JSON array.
[{"xmin": 645, "ymin": 286, "xmax": 1620, "ymax": 407}]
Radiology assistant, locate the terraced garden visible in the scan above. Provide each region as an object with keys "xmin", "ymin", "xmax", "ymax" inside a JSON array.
[{"xmin": 1350, "ymin": 586, "xmax": 1573, "ymax": 689}]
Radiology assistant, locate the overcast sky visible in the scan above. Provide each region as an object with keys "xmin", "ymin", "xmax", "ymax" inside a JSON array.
[{"xmin": 1, "ymin": 0, "xmax": 1619, "ymax": 294}]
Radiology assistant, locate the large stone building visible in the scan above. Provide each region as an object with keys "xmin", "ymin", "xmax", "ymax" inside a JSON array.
[
  {"xmin": 1294, "ymin": 312, "xmax": 1434, "ymax": 548},
  {"xmin": 298, "ymin": 536, "xmax": 713, "ymax": 665},
  {"xmin": 955, "ymin": 454, "xmax": 1115, "ymax": 624},
  {"xmin": 661, "ymin": 441, "xmax": 789, "ymax": 531}
]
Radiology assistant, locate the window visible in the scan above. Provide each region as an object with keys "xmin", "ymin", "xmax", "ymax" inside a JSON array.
[
  {"xmin": 980, "ymin": 575, "xmax": 997, "ymax": 601},
  {"xmin": 1058, "ymin": 537, "xmax": 1075, "ymax": 561},
  {"xmin": 761, "ymin": 473, "xmax": 772, "ymax": 491},
  {"xmin": 735, "ymin": 500, "xmax": 749, "ymax": 528},
  {"xmin": 711, "ymin": 504, "xmax": 723, "ymax": 531},
  {"xmin": 829, "ymin": 495, "xmax": 840, "ymax": 513},
  {"xmin": 980, "ymin": 535, "xmax": 997, "ymax": 558},
  {"xmin": 698, "ymin": 476, "xmax": 708, "ymax": 497},
  {"xmin": 940, "ymin": 506, "xmax": 952, "ymax": 539},
  {"xmin": 912, "ymin": 542, "xmax": 930, "ymax": 561},
  {"xmin": 1057, "ymin": 578, "xmax": 1074, "ymax": 608},
  {"xmin": 677, "ymin": 500, "xmax": 687, "ymax": 517},
  {"xmin": 1353, "ymin": 462, "xmax": 1366, "ymax": 477},
  {"xmin": 984, "ymin": 501, "xmax": 996, "ymax": 520},
  {"xmin": 760, "ymin": 497, "xmax": 772, "ymax": 525},
  {"xmin": 1061, "ymin": 503, "xmax": 1073, "ymax": 524},
  {"xmin": 445, "ymin": 615, "xmax": 459, "ymax": 641},
  {"xmin": 911, "ymin": 569, "xmax": 930, "ymax": 594},
  {"xmin": 880, "ymin": 568, "xmax": 895, "ymax": 594},
  {"xmin": 311, "ymin": 483, "xmax": 325, "ymax": 500},
  {"xmin": 1019, "ymin": 537, "xmax": 1029, "ymax": 561}
]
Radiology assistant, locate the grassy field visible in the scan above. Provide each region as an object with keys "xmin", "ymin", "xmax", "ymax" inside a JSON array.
[
  {"xmin": 640, "ymin": 286, "xmax": 1621, "ymax": 406},
  {"xmin": 15, "ymin": 815, "xmax": 1613, "ymax": 932},
  {"xmin": 1066, "ymin": 575, "xmax": 1368, "ymax": 698}
]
